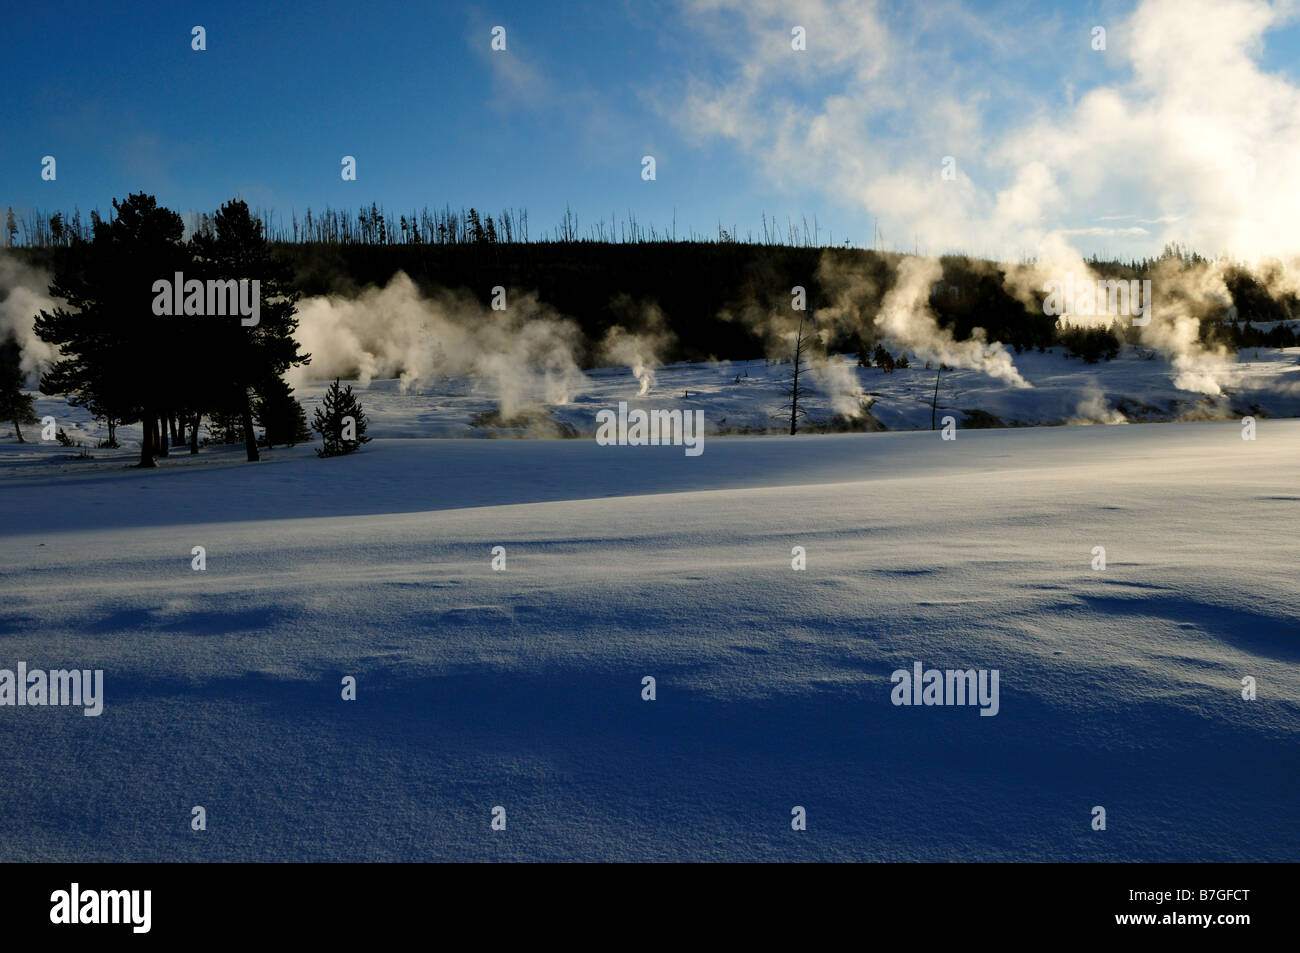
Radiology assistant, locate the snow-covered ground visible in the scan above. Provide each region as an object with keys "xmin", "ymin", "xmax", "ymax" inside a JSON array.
[
  {"xmin": 283, "ymin": 343, "xmax": 1300, "ymax": 436},
  {"xmin": 1, "ymin": 390, "xmax": 1297, "ymax": 860},
  {"xmin": 17, "ymin": 345, "xmax": 1300, "ymax": 452}
]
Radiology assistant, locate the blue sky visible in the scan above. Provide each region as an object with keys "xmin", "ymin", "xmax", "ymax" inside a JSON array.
[{"xmin": 4, "ymin": 0, "xmax": 1300, "ymax": 256}]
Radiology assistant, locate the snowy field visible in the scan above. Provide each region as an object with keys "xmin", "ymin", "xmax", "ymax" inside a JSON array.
[
  {"xmin": 18, "ymin": 345, "xmax": 1300, "ymax": 451},
  {"xmin": 1, "ymin": 393, "xmax": 1297, "ymax": 860}
]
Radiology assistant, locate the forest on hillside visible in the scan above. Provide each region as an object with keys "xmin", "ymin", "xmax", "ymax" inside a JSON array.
[
  {"xmin": 4, "ymin": 196, "xmax": 1300, "ymax": 465},
  {"xmin": 7, "ymin": 200, "xmax": 1299, "ymax": 367}
]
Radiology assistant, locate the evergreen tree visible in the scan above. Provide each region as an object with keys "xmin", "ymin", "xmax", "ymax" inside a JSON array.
[
  {"xmin": 189, "ymin": 199, "xmax": 310, "ymax": 462},
  {"xmin": 35, "ymin": 193, "xmax": 190, "ymax": 467},
  {"xmin": 312, "ymin": 378, "xmax": 370, "ymax": 456},
  {"xmin": 203, "ymin": 407, "xmax": 245, "ymax": 445},
  {"xmin": 466, "ymin": 208, "xmax": 484, "ymax": 244},
  {"xmin": 255, "ymin": 375, "xmax": 312, "ymax": 447},
  {"xmin": 1056, "ymin": 322, "xmax": 1120, "ymax": 363},
  {"xmin": 0, "ymin": 339, "xmax": 38, "ymax": 441}
]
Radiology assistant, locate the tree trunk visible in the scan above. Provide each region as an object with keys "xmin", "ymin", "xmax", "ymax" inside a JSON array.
[
  {"xmin": 155, "ymin": 415, "xmax": 169, "ymax": 458},
  {"xmin": 190, "ymin": 413, "xmax": 200, "ymax": 454},
  {"xmin": 170, "ymin": 415, "xmax": 182, "ymax": 447},
  {"xmin": 931, "ymin": 367, "xmax": 942, "ymax": 430},
  {"xmin": 12, "ymin": 420, "xmax": 24, "ymax": 443},
  {"xmin": 241, "ymin": 390, "xmax": 259, "ymax": 462},
  {"xmin": 789, "ymin": 319, "xmax": 803, "ymax": 436},
  {"xmin": 107, "ymin": 417, "xmax": 116, "ymax": 446},
  {"xmin": 137, "ymin": 410, "xmax": 156, "ymax": 467}
]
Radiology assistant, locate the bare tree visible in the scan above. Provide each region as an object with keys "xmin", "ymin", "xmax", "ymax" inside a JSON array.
[
  {"xmin": 929, "ymin": 363, "xmax": 963, "ymax": 429},
  {"xmin": 774, "ymin": 314, "xmax": 814, "ymax": 435},
  {"xmin": 931, "ymin": 364, "xmax": 943, "ymax": 430}
]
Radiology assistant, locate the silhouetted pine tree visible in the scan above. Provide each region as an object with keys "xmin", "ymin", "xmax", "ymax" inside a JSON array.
[
  {"xmin": 189, "ymin": 199, "xmax": 309, "ymax": 462},
  {"xmin": 312, "ymin": 378, "xmax": 370, "ymax": 456},
  {"xmin": 203, "ymin": 408, "xmax": 245, "ymax": 445},
  {"xmin": 0, "ymin": 339, "xmax": 38, "ymax": 441},
  {"xmin": 35, "ymin": 193, "xmax": 190, "ymax": 467},
  {"xmin": 255, "ymin": 375, "xmax": 312, "ymax": 448}
]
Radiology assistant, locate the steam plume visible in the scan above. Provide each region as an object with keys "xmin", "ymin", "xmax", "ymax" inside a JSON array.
[{"xmin": 0, "ymin": 254, "xmax": 59, "ymax": 386}]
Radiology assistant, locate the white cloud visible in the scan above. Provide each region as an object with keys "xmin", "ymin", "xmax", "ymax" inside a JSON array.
[{"xmin": 674, "ymin": 0, "xmax": 1300, "ymax": 262}]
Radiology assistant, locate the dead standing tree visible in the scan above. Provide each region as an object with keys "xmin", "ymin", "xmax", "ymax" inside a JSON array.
[
  {"xmin": 929, "ymin": 362, "xmax": 963, "ymax": 429},
  {"xmin": 774, "ymin": 312, "xmax": 814, "ymax": 435},
  {"xmin": 931, "ymin": 363, "xmax": 943, "ymax": 430}
]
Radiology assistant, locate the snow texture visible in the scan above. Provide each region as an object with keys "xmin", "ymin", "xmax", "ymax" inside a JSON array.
[{"xmin": 1, "ymin": 362, "xmax": 1297, "ymax": 861}]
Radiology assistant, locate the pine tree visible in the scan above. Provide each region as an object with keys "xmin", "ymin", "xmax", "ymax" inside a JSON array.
[
  {"xmin": 189, "ymin": 199, "xmax": 309, "ymax": 463},
  {"xmin": 203, "ymin": 407, "xmax": 245, "ymax": 445},
  {"xmin": 312, "ymin": 378, "xmax": 370, "ymax": 456},
  {"xmin": 255, "ymin": 375, "xmax": 312, "ymax": 448},
  {"xmin": 34, "ymin": 193, "xmax": 190, "ymax": 467},
  {"xmin": 0, "ymin": 339, "xmax": 38, "ymax": 442},
  {"xmin": 466, "ymin": 208, "xmax": 484, "ymax": 244}
]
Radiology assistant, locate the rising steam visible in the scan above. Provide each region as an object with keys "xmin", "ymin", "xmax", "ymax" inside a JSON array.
[
  {"xmin": 597, "ymin": 296, "xmax": 677, "ymax": 396},
  {"xmin": 872, "ymin": 256, "xmax": 1029, "ymax": 388},
  {"xmin": 679, "ymin": 0, "xmax": 1300, "ymax": 398},
  {"xmin": 291, "ymin": 273, "xmax": 677, "ymax": 417},
  {"xmin": 290, "ymin": 273, "xmax": 587, "ymax": 419},
  {"xmin": 0, "ymin": 254, "xmax": 60, "ymax": 386}
]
